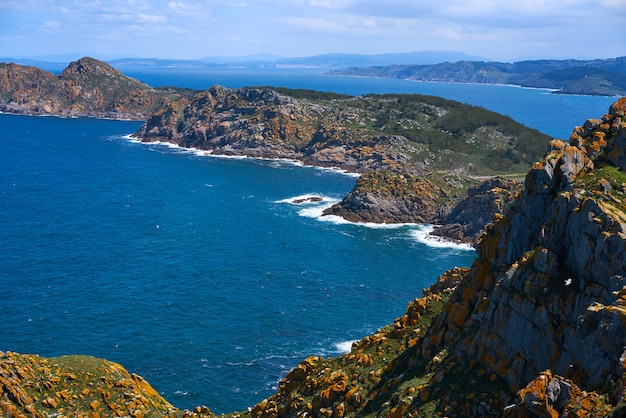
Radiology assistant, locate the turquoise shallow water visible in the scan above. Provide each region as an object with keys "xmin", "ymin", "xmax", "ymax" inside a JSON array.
[{"xmin": 0, "ymin": 71, "xmax": 617, "ymax": 413}]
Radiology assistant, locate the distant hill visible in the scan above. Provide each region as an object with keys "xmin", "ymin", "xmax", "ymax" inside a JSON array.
[
  {"xmin": 330, "ymin": 57, "xmax": 626, "ymax": 96},
  {"xmin": 271, "ymin": 51, "xmax": 488, "ymax": 68},
  {"xmin": 0, "ymin": 57, "xmax": 192, "ymax": 119}
]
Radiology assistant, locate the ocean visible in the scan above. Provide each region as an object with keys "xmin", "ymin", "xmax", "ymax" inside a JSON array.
[{"xmin": 0, "ymin": 69, "xmax": 617, "ymax": 413}]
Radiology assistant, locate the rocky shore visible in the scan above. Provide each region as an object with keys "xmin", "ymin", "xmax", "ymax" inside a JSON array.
[{"xmin": 322, "ymin": 171, "xmax": 521, "ymax": 243}]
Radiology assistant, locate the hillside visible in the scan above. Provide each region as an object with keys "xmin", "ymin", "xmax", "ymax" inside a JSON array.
[
  {"xmin": 133, "ymin": 86, "xmax": 551, "ymax": 177},
  {"xmin": 331, "ymin": 57, "xmax": 626, "ymax": 96},
  {"xmin": 0, "ymin": 57, "xmax": 191, "ymax": 120}
]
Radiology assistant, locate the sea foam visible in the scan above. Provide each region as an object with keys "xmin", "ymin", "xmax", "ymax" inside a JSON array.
[
  {"xmin": 334, "ymin": 340, "xmax": 358, "ymax": 354},
  {"xmin": 410, "ymin": 225, "xmax": 474, "ymax": 251}
]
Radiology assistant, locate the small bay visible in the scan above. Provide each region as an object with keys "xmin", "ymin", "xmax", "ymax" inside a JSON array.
[{"xmin": 0, "ymin": 70, "xmax": 617, "ymax": 413}]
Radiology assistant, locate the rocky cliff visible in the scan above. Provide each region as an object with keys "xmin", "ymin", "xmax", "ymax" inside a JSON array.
[
  {"xmin": 322, "ymin": 171, "xmax": 521, "ymax": 243},
  {"xmin": 0, "ymin": 57, "xmax": 187, "ymax": 120},
  {"xmin": 133, "ymin": 85, "xmax": 550, "ymax": 177}
]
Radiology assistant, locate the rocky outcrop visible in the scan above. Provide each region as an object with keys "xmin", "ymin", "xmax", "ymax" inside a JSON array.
[
  {"xmin": 321, "ymin": 170, "xmax": 450, "ymax": 224},
  {"xmin": 509, "ymin": 370, "xmax": 615, "ymax": 417},
  {"xmin": 0, "ymin": 57, "xmax": 186, "ymax": 119},
  {"xmin": 0, "ymin": 351, "xmax": 213, "ymax": 417},
  {"xmin": 323, "ymin": 171, "xmax": 521, "ymax": 243},
  {"xmin": 133, "ymin": 86, "xmax": 551, "ymax": 176},
  {"xmin": 431, "ymin": 176, "xmax": 521, "ymax": 243}
]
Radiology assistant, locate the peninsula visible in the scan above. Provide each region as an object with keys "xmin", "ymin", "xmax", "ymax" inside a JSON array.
[{"xmin": 132, "ymin": 83, "xmax": 552, "ymax": 242}]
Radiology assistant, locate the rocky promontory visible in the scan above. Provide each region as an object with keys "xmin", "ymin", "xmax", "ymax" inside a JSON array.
[
  {"xmin": 133, "ymin": 84, "xmax": 551, "ymax": 243},
  {"xmin": 322, "ymin": 171, "xmax": 521, "ymax": 243},
  {"xmin": 133, "ymin": 85, "xmax": 550, "ymax": 177},
  {"xmin": 0, "ymin": 57, "xmax": 189, "ymax": 120}
]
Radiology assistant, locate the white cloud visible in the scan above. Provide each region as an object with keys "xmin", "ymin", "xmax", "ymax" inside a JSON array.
[
  {"xmin": 41, "ymin": 20, "xmax": 62, "ymax": 29},
  {"xmin": 138, "ymin": 13, "xmax": 166, "ymax": 23}
]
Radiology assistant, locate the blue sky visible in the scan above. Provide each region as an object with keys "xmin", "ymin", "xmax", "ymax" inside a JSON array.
[{"xmin": 1, "ymin": 0, "xmax": 625, "ymax": 61}]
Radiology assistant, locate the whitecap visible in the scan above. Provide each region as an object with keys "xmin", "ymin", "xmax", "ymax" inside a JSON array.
[
  {"xmin": 334, "ymin": 340, "xmax": 358, "ymax": 354},
  {"xmin": 275, "ymin": 194, "xmax": 339, "ymax": 206},
  {"xmin": 409, "ymin": 225, "xmax": 474, "ymax": 251},
  {"xmin": 300, "ymin": 207, "xmax": 421, "ymax": 230},
  {"xmin": 120, "ymin": 135, "xmax": 361, "ymax": 177}
]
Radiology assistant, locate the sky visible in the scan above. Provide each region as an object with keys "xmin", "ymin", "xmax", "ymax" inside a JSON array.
[{"xmin": 0, "ymin": 0, "xmax": 625, "ymax": 62}]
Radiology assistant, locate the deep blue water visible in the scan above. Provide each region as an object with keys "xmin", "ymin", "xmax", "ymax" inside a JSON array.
[{"xmin": 0, "ymin": 71, "xmax": 618, "ymax": 413}]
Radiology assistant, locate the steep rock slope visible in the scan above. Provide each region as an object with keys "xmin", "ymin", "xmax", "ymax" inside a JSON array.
[{"xmin": 0, "ymin": 57, "xmax": 186, "ymax": 119}]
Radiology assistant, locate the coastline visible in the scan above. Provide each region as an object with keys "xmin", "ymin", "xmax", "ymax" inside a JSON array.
[
  {"xmin": 124, "ymin": 134, "xmax": 476, "ymax": 250},
  {"xmin": 126, "ymin": 135, "xmax": 362, "ymax": 178}
]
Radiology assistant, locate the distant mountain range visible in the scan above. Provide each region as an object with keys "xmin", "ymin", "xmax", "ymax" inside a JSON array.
[
  {"xmin": 330, "ymin": 57, "xmax": 626, "ymax": 96},
  {"xmin": 1, "ymin": 50, "xmax": 487, "ymax": 72}
]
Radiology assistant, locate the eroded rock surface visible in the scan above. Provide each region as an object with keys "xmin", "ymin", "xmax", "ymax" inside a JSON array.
[{"xmin": 0, "ymin": 57, "xmax": 185, "ymax": 119}]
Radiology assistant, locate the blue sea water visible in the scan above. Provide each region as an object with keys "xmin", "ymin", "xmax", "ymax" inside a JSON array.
[{"xmin": 0, "ymin": 70, "xmax": 618, "ymax": 413}]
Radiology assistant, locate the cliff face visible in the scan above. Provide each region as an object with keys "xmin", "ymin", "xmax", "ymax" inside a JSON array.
[
  {"xmin": 430, "ymin": 98, "xmax": 626, "ymax": 392},
  {"xmin": 0, "ymin": 57, "xmax": 185, "ymax": 120},
  {"xmin": 323, "ymin": 171, "xmax": 521, "ymax": 243}
]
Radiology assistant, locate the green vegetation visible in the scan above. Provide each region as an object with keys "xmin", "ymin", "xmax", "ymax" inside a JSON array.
[
  {"xmin": 254, "ymin": 86, "xmax": 351, "ymax": 101},
  {"xmin": 330, "ymin": 57, "xmax": 626, "ymax": 96},
  {"xmin": 575, "ymin": 164, "xmax": 626, "ymax": 198},
  {"xmin": 323, "ymin": 93, "xmax": 551, "ymax": 175}
]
